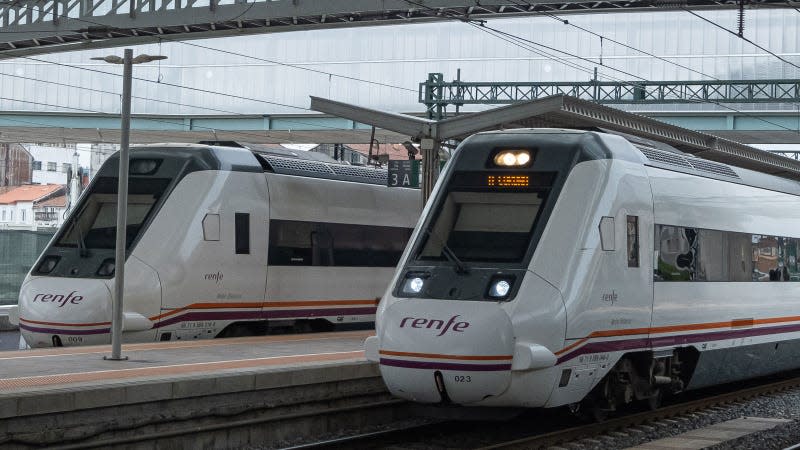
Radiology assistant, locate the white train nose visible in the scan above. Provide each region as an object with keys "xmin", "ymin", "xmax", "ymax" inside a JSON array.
[
  {"xmin": 377, "ymin": 299, "xmax": 515, "ymax": 405},
  {"xmin": 18, "ymin": 277, "xmax": 113, "ymax": 347}
]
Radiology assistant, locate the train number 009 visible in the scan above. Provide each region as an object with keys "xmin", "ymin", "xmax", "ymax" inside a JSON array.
[{"xmin": 454, "ymin": 375, "xmax": 472, "ymax": 383}]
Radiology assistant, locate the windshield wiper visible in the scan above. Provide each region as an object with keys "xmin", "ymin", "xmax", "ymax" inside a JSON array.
[
  {"xmin": 423, "ymin": 228, "xmax": 468, "ymax": 274},
  {"xmin": 72, "ymin": 216, "xmax": 89, "ymax": 258}
]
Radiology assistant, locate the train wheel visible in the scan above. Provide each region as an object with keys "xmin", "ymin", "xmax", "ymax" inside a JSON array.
[
  {"xmin": 570, "ymin": 398, "xmax": 609, "ymax": 423},
  {"xmin": 217, "ymin": 321, "xmax": 268, "ymax": 338},
  {"xmin": 646, "ymin": 389, "xmax": 663, "ymax": 410}
]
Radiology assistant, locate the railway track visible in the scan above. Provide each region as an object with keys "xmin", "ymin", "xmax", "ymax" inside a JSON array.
[
  {"xmin": 297, "ymin": 374, "xmax": 800, "ymax": 450},
  {"xmin": 479, "ymin": 374, "xmax": 800, "ymax": 449}
]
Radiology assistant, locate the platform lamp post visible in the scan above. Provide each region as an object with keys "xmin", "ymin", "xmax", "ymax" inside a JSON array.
[{"xmin": 92, "ymin": 49, "xmax": 167, "ymax": 361}]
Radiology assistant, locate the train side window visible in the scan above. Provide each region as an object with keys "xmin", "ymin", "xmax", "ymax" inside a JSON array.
[
  {"xmin": 626, "ymin": 216, "xmax": 639, "ymax": 267},
  {"xmin": 235, "ymin": 213, "xmax": 250, "ymax": 254},
  {"xmin": 202, "ymin": 214, "xmax": 220, "ymax": 241},
  {"xmin": 753, "ymin": 235, "xmax": 784, "ymax": 282}
]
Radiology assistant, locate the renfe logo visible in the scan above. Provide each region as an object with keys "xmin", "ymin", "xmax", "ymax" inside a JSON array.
[
  {"xmin": 399, "ymin": 315, "xmax": 469, "ymax": 336},
  {"xmin": 32, "ymin": 291, "xmax": 84, "ymax": 307}
]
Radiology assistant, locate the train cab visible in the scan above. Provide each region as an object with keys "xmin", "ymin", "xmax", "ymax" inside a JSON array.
[{"xmin": 368, "ymin": 129, "xmax": 654, "ymax": 408}]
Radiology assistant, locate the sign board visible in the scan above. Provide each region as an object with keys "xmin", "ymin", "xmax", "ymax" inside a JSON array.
[{"xmin": 388, "ymin": 160, "xmax": 420, "ymax": 188}]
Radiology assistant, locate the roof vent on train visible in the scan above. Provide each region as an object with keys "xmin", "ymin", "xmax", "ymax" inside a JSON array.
[
  {"xmin": 637, "ymin": 146, "xmax": 740, "ymax": 180},
  {"xmin": 259, "ymin": 154, "xmax": 389, "ymax": 186}
]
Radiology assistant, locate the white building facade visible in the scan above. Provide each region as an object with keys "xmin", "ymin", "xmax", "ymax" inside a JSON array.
[
  {"xmin": 24, "ymin": 144, "xmax": 90, "ymax": 185},
  {"xmin": 0, "ymin": 184, "xmax": 66, "ymax": 230}
]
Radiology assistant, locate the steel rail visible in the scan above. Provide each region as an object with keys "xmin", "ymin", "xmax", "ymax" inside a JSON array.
[{"xmin": 476, "ymin": 375, "xmax": 800, "ymax": 450}]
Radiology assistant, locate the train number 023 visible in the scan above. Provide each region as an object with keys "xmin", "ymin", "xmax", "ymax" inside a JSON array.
[{"xmin": 454, "ymin": 375, "xmax": 472, "ymax": 383}]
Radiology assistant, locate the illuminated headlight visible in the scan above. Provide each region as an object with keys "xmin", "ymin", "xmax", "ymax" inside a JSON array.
[
  {"xmin": 401, "ymin": 272, "xmax": 429, "ymax": 296},
  {"xmin": 487, "ymin": 276, "xmax": 515, "ymax": 300},
  {"xmin": 492, "ymin": 150, "xmax": 532, "ymax": 167},
  {"xmin": 403, "ymin": 277, "xmax": 425, "ymax": 294}
]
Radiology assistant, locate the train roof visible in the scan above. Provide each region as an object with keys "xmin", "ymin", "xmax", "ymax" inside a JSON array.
[
  {"xmin": 470, "ymin": 128, "xmax": 800, "ymax": 197},
  {"xmin": 131, "ymin": 142, "xmax": 392, "ymax": 186}
]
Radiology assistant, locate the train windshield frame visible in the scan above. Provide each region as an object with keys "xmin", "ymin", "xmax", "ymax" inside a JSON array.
[
  {"xmin": 416, "ymin": 188, "xmax": 549, "ymax": 264},
  {"xmin": 54, "ymin": 176, "xmax": 171, "ymax": 251}
]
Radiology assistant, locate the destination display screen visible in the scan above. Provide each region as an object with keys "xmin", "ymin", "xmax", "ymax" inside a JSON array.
[
  {"xmin": 450, "ymin": 171, "xmax": 556, "ymax": 190},
  {"xmin": 487, "ymin": 175, "xmax": 529, "ymax": 187}
]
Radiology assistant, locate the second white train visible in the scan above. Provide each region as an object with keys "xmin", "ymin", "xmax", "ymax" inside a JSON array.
[
  {"xmin": 368, "ymin": 128, "xmax": 800, "ymax": 416},
  {"xmin": 12, "ymin": 143, "xmax": 419, "ymax": 347}
]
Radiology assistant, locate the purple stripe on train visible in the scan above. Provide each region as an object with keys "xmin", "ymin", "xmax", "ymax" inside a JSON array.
[
  {"xmin": 19, "ymin": 323, "xmax": 110, "ymax": 335},
  {"xmin": 556, "ymin": 321, "xmax": 800, "ymax": 364},
  {"xmin": 380, "ymin": 357, "xmax": 512, "ymax": 371},
  {"xmin": 151, "ymin": 306, "xmax": 378, "ymax": 328},
  {"xmin": 20, "ymin": 307, "xmax": 377, "ymax": 336}
]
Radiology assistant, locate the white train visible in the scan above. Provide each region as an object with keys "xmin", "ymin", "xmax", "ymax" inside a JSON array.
[
  {"xmin": 367, "ymin": 129, "xmax": 800, "ymax": 418},
  {"xmin": 11, "ymin": 143, "xmax": 419, "ymax": 348}
]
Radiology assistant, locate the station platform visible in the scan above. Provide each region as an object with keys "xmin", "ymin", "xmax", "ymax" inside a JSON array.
[{"xmin": 0, "ymin": 330, "xmax": 392, "ymax": 448}]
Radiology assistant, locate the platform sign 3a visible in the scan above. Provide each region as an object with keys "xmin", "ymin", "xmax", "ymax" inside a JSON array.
[{"xmin": 388, "ymin": 160, "xmax": 420, "ymax": 188}]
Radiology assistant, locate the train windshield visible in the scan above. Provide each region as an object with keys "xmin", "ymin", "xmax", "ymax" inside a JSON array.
[
  {"xmin": 417, "ymin": 190, "xmax": 548, "ymax": 263},
  {"xmin": 55, "ymin": 177, "xmax": 171, "ymax": 250}
]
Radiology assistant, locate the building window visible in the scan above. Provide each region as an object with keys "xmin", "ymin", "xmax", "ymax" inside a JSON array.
[
  {"xmin": 21, "ymin": 210, "xmax": 25, "ymax": 222},
  {"xmin": 47, "ymin": 162, "xmax": 57, "ymax": 172},
  {"xmin": 1, "ymin": 210, "xmax": 5, "ymax": 221},
  {"xmin": 62, "ymin": 163, "xmax": 72, "ymax": 173},
  {"xmin": 32, "ymin": 161, "xmax": 42, "ymax": 171}
]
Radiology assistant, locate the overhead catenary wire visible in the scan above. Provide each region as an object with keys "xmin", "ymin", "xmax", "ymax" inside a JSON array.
[
  {"xmin": 0, "ymin": 71, "xmax": 250, "ymax": 116},
  {"xmin": 506, "ymin": 0, "xmax": 722, "ymax": 81},
  {"xmin": 682, "ymin": 8, "xmax": 800, "ymax": 72},
  {"xmin": 400, "ymin": 0, "xmax": 800, "ymax": 135},
  {"xmin": 0, "ymin": 0, "xmax": 424, "ymax": 136},
  {"xmin": 0, "ymin": 56, "xmax": 386, "ymax": 136},
  {"xmin": 0, "ymin": 94, "xmax": 383, "ymax": 145},
  {"xmin": 0, "ymin": 0, "xmax": 421, "ymax": 141},
  {"xmin": 2, "ymin": 1, "xmax": 799, "ymax": 140},
  {"xmin": 1, "ymin": 1, "xmax": 417, "ymax": 94}
]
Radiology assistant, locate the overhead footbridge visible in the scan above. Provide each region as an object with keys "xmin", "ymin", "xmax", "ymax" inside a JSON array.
[{"xmin": 0, "ymin": 0, "xmax": 795, "ymax": 58}]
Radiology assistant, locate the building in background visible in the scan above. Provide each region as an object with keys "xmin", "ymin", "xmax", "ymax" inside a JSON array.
[
  {"xmin": 81, "ymin": 143, "xmax": 116, "ymax": 180},
  {"xmin": 0, "ymin": 144, "xmax": 32, "ymax": 187},
  {"xmin": 32, "ymin": 194, "xmax": 67, "ymax": 230},
  {"xmin": 24, "ymin": 144, "xmax": 85, "ymax": 185},
  {"xmin": 0, "ymin": 184, "xmax": 66, "ymax": 230}
]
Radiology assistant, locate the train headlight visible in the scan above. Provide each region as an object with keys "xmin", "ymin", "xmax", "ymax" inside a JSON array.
[
  {"xmin": 487, "ymin": 276, "xmax": 515, "ymax": 300},
  {"xmin": 492, "ymin": 150, "xmax": 532, "ymax": 167},
  {"xmin": 36, "ymin": 255, "xmax": 60, "ymax": 275},
  {"xmin": 405, "ymin": 277, "xmax": 425, "ymax": 294},
  {"xmin": 401, "ymin": 272, "xmax": 429, "ymax": 296},
  {"xmin": 130, "ymin": 159, "xmax": 161, "ymax": 175},
  {"xmin": 96, "ymin": 258, "xmax": 115, "ymax": 277}
]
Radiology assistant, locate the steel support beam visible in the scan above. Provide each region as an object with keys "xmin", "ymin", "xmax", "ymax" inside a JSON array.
[
  {"xmin": 420, "ymin": 75, "xmax": 800, "ymax": 111},
  {"xmin": 1, "ymin": 0, "xmax": 797, "ymax": 58}
]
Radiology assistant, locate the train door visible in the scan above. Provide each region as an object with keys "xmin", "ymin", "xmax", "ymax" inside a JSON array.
[
  {"xmin": 149, "ymin": 170, "xmax": 269, "ymax": 340},
  {"xmin": 210, "ymin": 176, "xmax": 269, "ymax": 337},
  {"xmin": 534, "ymin": 157, "xmax": 655, "ymax": 346}
]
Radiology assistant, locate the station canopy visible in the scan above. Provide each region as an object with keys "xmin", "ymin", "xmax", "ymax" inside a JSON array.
[{"xmin": 310, "ymin": 94, "xmax": 800, "ymax": 182}]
